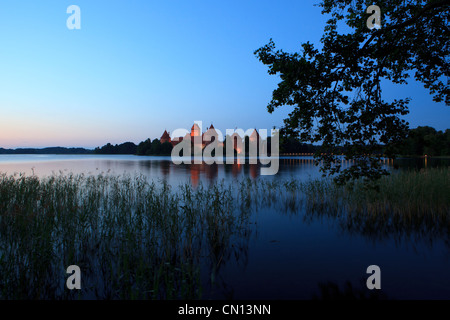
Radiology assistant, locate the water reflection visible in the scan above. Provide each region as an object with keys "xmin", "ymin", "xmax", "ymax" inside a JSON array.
[
  {"xmin": 205, "ymin": 163, "xmax": 218, "ymax": 181},
  {"xmin": 249, "ymin": 164, "xmax": 259, "ymax": 179},
  {"xmin": 301, "ymin": 195, "xmax": 450, "ymax": 249},
  {"xmin": 136, "ymin": 160, "xmax": 271, "ymax": 187},
  {"xmin": 2, "ymin": 155, "xmax": 446, "ymax": 187},
  {"xmin": 231, "ymin": 162, "xmax": 243, "ymax": 178},
  {"xmin": 160, "ymin": 160, "xmax": 170, "ymax": 177},
  {"xmin": 312, "ymin": 281, "xmax": 388, "ymax": 300},
  {"xmin": 190, "ymin": 164, "xmax": 200, "ymax": 187},
  {"xmin": 0, "ymin": 155, "xmax": 449, "ymax": 299},
  {"xmin": 394, "ymin": 157, "xmax": 450, "ymax": 169}
]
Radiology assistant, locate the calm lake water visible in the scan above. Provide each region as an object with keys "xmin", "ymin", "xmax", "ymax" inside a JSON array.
[
  {"xmin": 0, "ymin": 154, "xmax": 449, "ymax": 299},
  {"xmin": 0, "ymin": 154, "xmax": 322, "ymax": 184}
]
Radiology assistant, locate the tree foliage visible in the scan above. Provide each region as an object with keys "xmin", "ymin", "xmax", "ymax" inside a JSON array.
[
  {"xmin": 136, "ymin": 139, "xmax": 173, "ymax": 156},
  {"xmin": 255, "ymin": 0, "xmax": 449, "ymax": 184},
  {"xmin": 0, "ymin": 147, "xmax": 93, "ymax": 155},
  {"xmin": 95, "ymin": 142, "xmax": 137, "ymax": 155},
  {"xmin": 396, "ymin": 126, "xmax": 450, "ymax": 156}
]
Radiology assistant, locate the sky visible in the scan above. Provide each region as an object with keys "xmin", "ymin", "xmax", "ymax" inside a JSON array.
[{"xmin": 0, "ymin": 0, "xmax": 448, "ymax": 149}]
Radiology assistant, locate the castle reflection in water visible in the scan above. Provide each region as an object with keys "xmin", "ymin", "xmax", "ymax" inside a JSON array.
[
  {"xmin": 147, "ymin": 159, "xmax": 261, "ymax": 187},
  {"xmin": 137, "ymin": 157, "xmax": 397, "ymax": 187}
]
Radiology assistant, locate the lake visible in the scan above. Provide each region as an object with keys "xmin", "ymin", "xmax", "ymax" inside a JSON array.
[
  {"xmin": 0, "ymin": 154, "xmax": 449, "ymax": 299},
  {"xmin": 0, "ymin": 154, "xmax": 325, "ymax": 185}
]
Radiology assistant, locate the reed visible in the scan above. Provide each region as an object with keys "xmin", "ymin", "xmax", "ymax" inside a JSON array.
[
  {"xmin": 0, "ymin": 173, "xmax": 252, "ymax": 299},
  {"xmin": 0, "ymin": 167, "xmax": 448, "ymax": 299},
  {"xmin": 299, "ymin": 167, "xmax": 450, "ymax": 240},
  {"xmin": 301, "ymin": 167, "xmax": 449, "ymax": 216}
]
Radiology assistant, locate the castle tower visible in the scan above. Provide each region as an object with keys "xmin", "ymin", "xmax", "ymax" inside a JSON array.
[
  {"xmin": 160, "ymin": 130, "xmax": 171, "ymax": 144},
  {"xmin": 191, "ymin": 123, "xmax": 201, "ymax": 137},
  {"xmin": 203, "ymin": 124, "xmax": 219, "ymax": 146},
  {"xmin": 249, "ymin": 128, "xmax": 260, "ymax": 143}
]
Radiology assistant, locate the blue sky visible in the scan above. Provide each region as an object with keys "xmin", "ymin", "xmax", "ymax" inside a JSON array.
[{"xmin": 0, "ymin": 0, "xmax": 448, "ymax": 148}]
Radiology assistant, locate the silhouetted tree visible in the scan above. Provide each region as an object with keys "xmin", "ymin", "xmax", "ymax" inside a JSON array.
[
  {"xmin": 0, "ymin": 147, "xmax": 93, "ymax": 155},
  {"xmin": 395, "ymin": 126, "xmax": 450, "ymax": 156},
  {"xmin": 136, "ymin": 139, "xmax": 152, "ymax": 155},
  {"xmin": 160, "ymin": 141, "xmax": 173, "ymax": 155},
  {"xmin": 150, "ymin": 139, "xmax": 162, "ymax": 155},
  {"xmin": 95, "ymin": 142, "xmax": 137, "ymax": 154},
  {"xmin": 255, "ymin": 0, "xmax": 449, "ymax": 184}
]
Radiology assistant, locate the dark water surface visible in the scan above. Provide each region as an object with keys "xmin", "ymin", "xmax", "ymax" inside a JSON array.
[{"xmin": 0, "ymin": 155, "xmax": 449, "ymax": 299}]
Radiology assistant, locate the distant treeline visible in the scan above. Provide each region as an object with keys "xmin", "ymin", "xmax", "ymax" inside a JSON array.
[
  {"xmin": 96, "ymin": 135, "xmax": 317, "ymax": 156},
  {"xmin": 136, "ymin": 139, "xmax": 173, "ymax": 156},
  {"xmin": 93, "ymin": 140, "xmax": 172, "ymax": 156},
  {"xmin": 94, "ymin": 142, "xmax": 137, "ymax": 155},
  {"xmin": 0, "ymin": 147, "xmax": 93, "ymax": 154},
  {"xmin": 394, "ymin": 126, "xmax": 450, "ymax": 156},
  {"xmin": 2, "ymin": 126, "xmax": 447, "ymax": 156},
  {"xmin": 279, "ymin": 137, "xmax": 318, "ymax": 154},
  {"xmin": 279, "ymin": 126, "xmax": 450, "ymax": 156},
  {"xmin": 95, "ymin": 126, "xmax": 450, "ymax": 157}
]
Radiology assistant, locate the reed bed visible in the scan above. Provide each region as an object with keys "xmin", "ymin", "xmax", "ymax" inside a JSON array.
[
  {"xmin": 300, "ymin": 167, "xmax": 450, "ymax": 240},
  {"xmin": 0, "ymin": 173, "xmax": 255, "ymax": 299},
  {"xmin": 0, "ymin": 167, "xmax": 448, "ymax": 299}
]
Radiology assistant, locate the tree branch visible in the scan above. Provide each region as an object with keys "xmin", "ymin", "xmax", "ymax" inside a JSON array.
[{"xmin": 360, "ymin": 0, "xmax": 449, "ymax": 53}]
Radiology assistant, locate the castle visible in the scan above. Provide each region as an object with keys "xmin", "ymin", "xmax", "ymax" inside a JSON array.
[
  {"xmin": 160, "ymin": 123, "xmax": 220, "ymax": 148},
  {"xmin": 160, "ymin": 123, "xmax": 261, "ymax": 152}
]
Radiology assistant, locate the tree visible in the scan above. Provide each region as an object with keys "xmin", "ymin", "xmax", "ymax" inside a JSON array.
[
  {"xmin": 136, "ymin": 138, "xmax": 173, "ymax": 155},
  {"xmin": 136, "ymin": 139, "xmax": 152, "ymax": 155},
  {"xmin": 160, "ymin": 141, "xmax": 173, "ymax": 155},
  {"xmin": 95, "ymin": 142, "xmax": 137, "ymax": 154},
  {"xmin": 279, "ymin": 135, "xmax": 318, "ymax": 154},
  {"xmin": 116, "ymin": 142, "xmax": 137, "ymax": 154},
  {"xmin": 255, "ymin": 0, "xmax": 449, "ymax": 184},
  {"xmin": 444, "ymin": 129, "xmax": 450, "ymax": 156},
  {"xmin": 150, "ymin": 139, "xmax": 162, "ymax": 155},
  {"xmin": 395, "ymin": 126, "xmax": 450, "ymax": 156}
]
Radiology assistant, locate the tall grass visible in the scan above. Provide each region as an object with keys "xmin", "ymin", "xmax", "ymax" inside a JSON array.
[
  {"xmin": 0, "ymin": 173, "xmax": 252, "ymax": 299},
  {"xmin": 0, "ymin": 167, "xmax": 448, "ymax": 299},
  {"xmin": 300, "ymin": 167, "xmax": 450, "ymax": 240}
]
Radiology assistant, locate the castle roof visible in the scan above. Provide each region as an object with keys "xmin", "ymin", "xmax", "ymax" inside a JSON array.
[
  {"xmin": 250, "ymin": 129, "xmax": 260, "ymax": 140},
  {"xmin": 191, "ymin": 123, "xmax": 201, "ymax": 137},
  {"xmin": 161, "ymin": 130, "xmax": 170, "ymax": 141}
]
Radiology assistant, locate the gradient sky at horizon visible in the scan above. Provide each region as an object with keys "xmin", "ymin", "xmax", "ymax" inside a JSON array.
[{"xmin": 0, "ymin": 0, "xmax": 448, "ymax": 149}]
